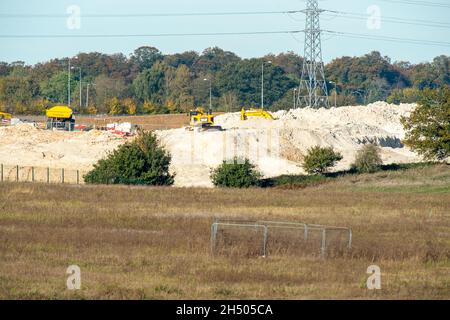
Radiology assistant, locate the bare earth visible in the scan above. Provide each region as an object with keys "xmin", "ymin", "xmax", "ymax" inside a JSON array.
[{"xmin": 0, "ymin": 102, "xmax": 421, "ymax": 186}]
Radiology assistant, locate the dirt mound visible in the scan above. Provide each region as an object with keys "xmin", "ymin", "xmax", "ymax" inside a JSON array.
[
  {"xmin": 0, "ymin": 102, "xmax": 421, "ymax": 187},
  {"xmin": 157, "ymin": 102, "xmax": 420, "ymax": 187},
  {"xmin": 0, "ymin": 124, "xmax": 127, "ymax": 171}
]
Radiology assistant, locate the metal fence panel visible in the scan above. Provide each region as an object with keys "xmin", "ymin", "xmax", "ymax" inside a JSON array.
[
  {"xmin": 0, "ymin": 164, "xmax": 85, "ymax": 185},
  {"xmin": 211, "ymin": 219, "xmax": 352, "ymax": 259}
]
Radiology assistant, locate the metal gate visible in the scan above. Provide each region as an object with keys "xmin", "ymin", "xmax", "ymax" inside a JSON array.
[{"xmin": 211, "ymin": 219, "xmax": 352, "ymax": 258}]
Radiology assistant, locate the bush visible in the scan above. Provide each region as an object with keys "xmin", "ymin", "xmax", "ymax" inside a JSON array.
[
  {"xmin": 210, "ymin": 158, "xmax": 262, "ymax": 188},
  {"xmin": 261, "ymin": 174, "xmax": 329, "ymax": 189},
  {"xmin": 302, "ymin": 146, "xmax": 343, "ymax": 175},
  {"xmin": 122, "ymin": 98, "xmax": 137, "ymax": 115},
  {"xmin": 84, "ymin": 131, "xmax": 174, "ymax": 185},
  {"xmin": 401, "ymin": 86, "xmax": 450, "ymax": 161},
  {"xmin": 352, "ymin": 144, "xmax": 383, "ymax": 173},
  {"xmin": 107, "ymin": 97, "xmax": 126, "ymax": 115},
  {"xmin": 387, "ymin": 88, "xmax": 421, "ymax": 104}
]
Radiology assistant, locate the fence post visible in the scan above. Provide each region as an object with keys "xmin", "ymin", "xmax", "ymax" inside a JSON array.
[
  {"xmin": 76, "ymin": 170, "xmax": 79, "ymax": 185},
  {"xmin": 304, "ymin": 224, "xmax": 308, "ymax": 241},
  {"xmin": 16, "ymin": 165, "xmax": 19, "ymax": 182},
  {"xmin": 61, "ymin": 168, "xmax": 64, "ymax": 184},
  {"xmin": 31, "ymin": 167, "xmax": 35, "ymax": 182},
  {"xmin": 1, "ymin": 164, "xmax": 3, "ymax": 182},
  {"xmin": 47, "ymin": 167, "xmax": 50, "ymax": 183},
  {"xmin": 321, "ymin": 229, "xmax": 327, "ymax": 258},
  {"xmin": 348, "ymin": 229, "xmax": 353, "ymax": 249},
  {"xmin": 262, "ymin": 226, "xmax": 268, "ymax": 257},
  {"xmin": 210, "ymin": 223, "xmax": 218, "ymax": 255}
]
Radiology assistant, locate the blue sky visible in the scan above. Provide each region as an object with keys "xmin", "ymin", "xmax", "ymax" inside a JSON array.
[{"xmin": 0, "ymin": 0, "xmax": 449, "ymax": 65}]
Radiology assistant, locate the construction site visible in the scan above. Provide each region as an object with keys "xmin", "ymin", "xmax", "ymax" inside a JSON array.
[
  {"xmin": 0, "ymin": 101, "xmax": 421, "ymax": 187},
  {"xmin": 0, "ymin": 0, "xmax": 449, "ymax": 304}
]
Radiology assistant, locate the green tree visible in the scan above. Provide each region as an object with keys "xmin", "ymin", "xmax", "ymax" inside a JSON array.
[
  {"xmin": 39, "ymin": 71, "xmax": 73, "ymax": 104},
  {"xmin": 85, "ymin": 131, "xmax": 175, "ymax": 185},
  {"xmin": 166, "ymin": 64, "xmax": 195, "ymax": 112},
  {"xmin": 2, "ymin": 47, "xmax": 450, "ymax": 115},
  {"xmin": 216, "ymin": 58, "xmax": 296, "ymax": 109},
  {"xmin": 387, "ymin": 88, "xmax": 421, "ymax": 104},
  {"xmin": 366, "ymin": 78, "xmax": 391, "ymax": 103},
  {"xmin": 271, "ymin": 88, "xmax": 297, "ymax": 111},
  {"xmin": 29, "ymin": 97, "xmax": 50, "ymax": 115},
  {"xmin": 219, "ymin": 91, "xmax": 240, "ymax": 112},
  {"xmin": 210, "ymin": 158, "xmax": 262, "ymax": 188},
  {"xmin": 130, "ymin": 46, "xmax": 163, "ymax": 72},
  {"xmin": 401, "ymin": 87, "xmax": 450, "ymax": 161},
  {"xmin": 93, "ymin": 75, "xmax": 127, "ymax": 113},
  {"xmin": 431, "ymin": 55, "xmax": 450, "ymax": 88},
  {"xmin": 409, "ymin": 56, "xmax": 450, "ymax": 90},
  {"xmin": 326, "ymin": 51, "xmax": 410, "ymax": 103},
  {"xmin": 0, "ymin": 75, "xmax": 39, "ymax": 112},
  {"xmin": 264, "ymin": 52, "xmax": 303, "ymax": 77},
  {"xmin": 0, "ymin": 62, "xmax": 12, "ymax": 77},
  {"xmin": 329, "ymin": 91, "xmax": 358, "ymax": 107},
  {"xmin": 133, "ymin": 62, "xmax": 167, "ymax": 105},
  {"xmin": 302, "ymin": 146, "xmax": 343, "ymax": 175},
  {"xmin": 352, "ymin": 144, "xmax": 383, "ymax": 173},
  {"xmin": 164, "ymin": 51, "xmax": 199, "ymax": 69},
  {"xmin": 192, "ymin": 47, "xmax": 241, "ymax": 74}
]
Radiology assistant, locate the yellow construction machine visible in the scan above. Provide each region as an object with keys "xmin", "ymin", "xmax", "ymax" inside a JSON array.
[
  {"xmin": 240, "ymin": 108, "xmax": 275, "ymax": 121},
  {"xmin": 45, "ymin": 105, "xmax": 75, "ymax": 131},
  {"xmin": 0, "ymin": 112, "xmax": 12, "ymax": 125},
  {"xmin": 187, "ymin": 107, "xmax": 222, "ymax": 132}
]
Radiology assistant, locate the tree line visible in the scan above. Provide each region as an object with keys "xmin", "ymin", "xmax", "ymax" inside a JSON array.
[{"xmin": 0, "ymin": 46, "xmax": 448, "ymax": 115}]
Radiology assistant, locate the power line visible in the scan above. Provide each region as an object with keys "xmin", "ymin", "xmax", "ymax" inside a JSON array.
[
  {"xmin": 323, "ymin": 10, "xmax": 450, "ymax": 29},
  {"xmin": 0, "ymin": 30, "xmax": 303, "ymax": 39},
  {"xmin": 324, "ymin": 31, "xmax": 450, "ymax": 47},
  {"xmin": 1, "ymin": 30, "xmax": 449, "ymax": 48},
  {"xmin": 378, "ymin": 0, "xmax": 450, "ymax": 8},
  {"xmin": 0, "ymin": 10, "xmax": 302, "ymax": 19}
]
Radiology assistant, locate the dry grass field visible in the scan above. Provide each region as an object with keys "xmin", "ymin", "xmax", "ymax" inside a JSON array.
[{"xmin": 0, "ymin": 164, "xmax": 449, "ymax": 299}]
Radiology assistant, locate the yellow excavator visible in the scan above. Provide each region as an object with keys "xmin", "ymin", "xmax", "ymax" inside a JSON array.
[
  {"xmin": 240, "ymin": 108, "xmax": 275, "ymax": 120},
  {"xmin": 45, "ymin": 105, "xmax": 75, "ymax": 131},
  {"xmin": 187, "ymin": 107, "xmax": 222, "ymax": 132},
  {"xmin": 0, "ymin": 112, "xmax": 12, "ymax": 125}
]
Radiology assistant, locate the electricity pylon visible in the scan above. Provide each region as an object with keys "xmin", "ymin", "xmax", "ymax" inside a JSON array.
[{"xmin": 297, "ymin": 0, "xmax": 329, "ymax": 108}]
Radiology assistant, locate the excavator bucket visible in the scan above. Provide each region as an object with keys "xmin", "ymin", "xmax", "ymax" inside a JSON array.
[{"xmin": 241, "ymin": 108, "xmax": 275, "ymax": 120}]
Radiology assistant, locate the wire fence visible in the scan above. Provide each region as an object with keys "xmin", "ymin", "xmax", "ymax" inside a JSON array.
[
  {"xmin": 0, "ymin": 164, "xmax": 86, "ymax": 185},
  {"xmin": 211, "ymin": 219, "xmax": 352, "ymax": 259}
]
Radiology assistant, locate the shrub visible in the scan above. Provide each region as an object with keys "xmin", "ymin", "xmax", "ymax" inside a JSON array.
[
  {"xmin": 107, "ymin": 97, "xmax": 125, "ymax": 115},
  {"xmin": 401, "ymin": 86, "xmax": 450, "ymax": 161},
  {"xmin": 302, "ymin": 146, "xmax": 343, "ymax": 175},
  {"xmin": 387, "ymin": 88, "xmax": 421, "ymax": 104},
  {"xmin": 352, "ymin": 144, "xmax": 383, "ymax": 173},
  {"xmin": 122, "ymin": 98, "xmax": 137, "ymax": 115},
  {"xmin": 210, "ymin": 158, "xmax": 262, "ymax": 188},
  {"xmin": 86, "ymin": 106, "xmax": 98, "ymax": 115},
  {"xmin": 84, "ymin": 131, "xmax": 174, "ymax": 185}
]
